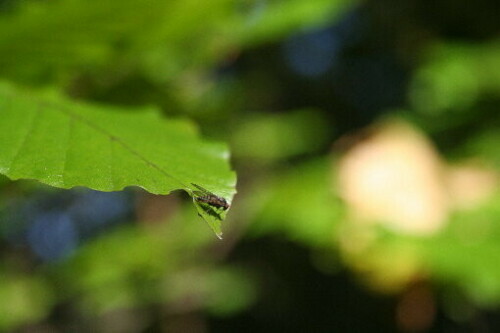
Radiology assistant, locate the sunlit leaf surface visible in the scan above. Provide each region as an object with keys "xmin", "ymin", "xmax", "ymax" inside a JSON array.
[{"xmin": 0, "ymin": 82, "xmax": 236, "ymax": 237}]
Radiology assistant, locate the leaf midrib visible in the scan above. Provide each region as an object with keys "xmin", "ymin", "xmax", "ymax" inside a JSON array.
[{"xmin": 0, "ymin": 88, "xmax": 190, "ymax": 192}]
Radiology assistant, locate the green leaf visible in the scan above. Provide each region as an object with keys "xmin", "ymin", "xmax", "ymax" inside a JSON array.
[{"xmin": 0, "ymin": 82, "xmax": 236, "ymax": 238}]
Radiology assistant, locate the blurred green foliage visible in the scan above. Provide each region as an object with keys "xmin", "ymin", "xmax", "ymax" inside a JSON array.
[
  {"xmin": 0, "ymin": 272, "xmax": 52, "ymax": 329},
  {"xmin": 423, "ymin": 194, "xmax": 500, "ymax": 306},
  {"xmin": 409, "ymin": 42, "xmax": 500, "ymax": 136},
  {"xmin": 0, "ymin": 0, "xmax": 353, "ymax": 85},
  {"xmin": 247, "ymin": 158, "xmax": 342, "ymax": 246},
  {"xmin": 410, "ymin": 42, "xmax": 500, "ymax": 116},
  {"xmin": 231, "ymin": 110, "xmax": 330, "ymax": 161}
]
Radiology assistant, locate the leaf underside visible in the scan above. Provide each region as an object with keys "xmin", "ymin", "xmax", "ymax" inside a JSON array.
[
  {"xmin": 192, "ymin": 200, "xmax": 227, "ymax": 239},
  {"xmin": 0, "ymin": 82, "xmax": 236, "ymax": 237}
]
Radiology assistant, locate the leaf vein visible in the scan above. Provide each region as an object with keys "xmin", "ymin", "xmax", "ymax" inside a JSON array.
[{"xmin": 1, "ymin": 89, "xmax": 188, "ymax": 192}]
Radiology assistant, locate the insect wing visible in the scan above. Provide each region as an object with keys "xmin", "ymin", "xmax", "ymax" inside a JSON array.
[
  {"xmin": 192, "ymin": 190, "xmax": 207, "ymax": 197},
  {"xmin": 191, "ymin": 183, "xmax": 213, "ymax": 195}
]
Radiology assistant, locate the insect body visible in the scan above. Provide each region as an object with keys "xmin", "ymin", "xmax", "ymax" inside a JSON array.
[
  {"xmin": 191, "ymin": 183, "xmax": 230, "ymax": 210},
  {"xmin": 190, "ymin": 183, "xmax": 230, "ymax": 239}
]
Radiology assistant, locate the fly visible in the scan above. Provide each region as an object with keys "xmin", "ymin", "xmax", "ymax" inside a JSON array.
[{"xmin": 191, "ymin": 183, "xmax": 230, "ymax": 210}]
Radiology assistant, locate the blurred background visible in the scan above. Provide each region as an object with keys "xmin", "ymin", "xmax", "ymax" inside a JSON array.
[{"xmin": 0, "ymin": 0, "xmax": 500, "ymax": 331}]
